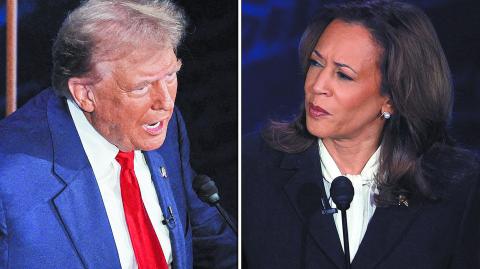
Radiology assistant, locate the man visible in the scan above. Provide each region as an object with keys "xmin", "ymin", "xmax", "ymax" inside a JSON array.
[{"xmin": 0, "ymin": 0, "xmax": 237, "ymax": 268}]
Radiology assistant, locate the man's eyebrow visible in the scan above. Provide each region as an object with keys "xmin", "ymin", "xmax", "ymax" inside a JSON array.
[
  {"xmin": 136, "ymin": 59, "xmax": 182, "ymax": 83},
  {"xmin": 173, "ymin": 59, "xmax": 182, "ymax": 71},
  {"xmin": 162, "ymin": 59, "xmax": 182, "ymax": 74},
  {"xmin": 313, "ymin": 50, "xmax": 358, "ymax": 74}
]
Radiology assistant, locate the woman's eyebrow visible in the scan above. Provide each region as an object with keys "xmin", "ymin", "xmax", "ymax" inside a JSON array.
[{"xmin": 313, "ymin": 50, "xmax": 358, "ymax": 74}]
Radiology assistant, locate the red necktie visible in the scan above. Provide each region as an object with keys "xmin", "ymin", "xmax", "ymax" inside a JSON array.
[{"xmin": 115, "ymin": 151, "xmax": 169, "ymax": 269}]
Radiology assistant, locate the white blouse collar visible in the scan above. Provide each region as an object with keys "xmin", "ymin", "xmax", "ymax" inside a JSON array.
[{"xmin": 318, "ymin": 139, "xmax": 381, "ymax": 185}]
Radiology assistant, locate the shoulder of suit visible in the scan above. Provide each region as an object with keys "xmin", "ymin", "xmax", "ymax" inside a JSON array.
[
  {"xmin": 0, "ymin": 89, "xmax": 55, "ymax": 163},
  {"xmin": 421, "ymin": 143, "xmax": 480, "ymax": 200},
  {"xmin": 243, "ymin": 132, "xmax": 280, "ymax": 156},
  {"xmin": 242, "ymin": 131, "xmax": 299, "ymax": 171},
  {"xmin": 0, "ymin": 88, "xmax": 53, "ymax": 131}
]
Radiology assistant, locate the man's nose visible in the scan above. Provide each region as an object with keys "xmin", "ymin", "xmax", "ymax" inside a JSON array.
[{"xmin": 151, "ymin": 80, "xmax": 174, "ymax": 111}]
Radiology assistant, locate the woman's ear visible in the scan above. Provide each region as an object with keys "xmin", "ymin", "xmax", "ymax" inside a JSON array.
[
  {"xmin": 381, "ymin": 96, "xmax": 394, "ymax": 115},
  {"xmin": 67, "ymin": 77, "xmax": 96, "ymax": 112}
]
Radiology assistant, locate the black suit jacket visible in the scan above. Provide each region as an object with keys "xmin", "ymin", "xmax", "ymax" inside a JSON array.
[{"xmin": 242, "ymin": 134, "xmax": 480, "ymax": 269}]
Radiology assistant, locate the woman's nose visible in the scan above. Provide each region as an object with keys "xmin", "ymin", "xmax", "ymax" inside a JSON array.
[{"xmin": 309, "ymin": 68, "xmax": 333, "ymax": 97}]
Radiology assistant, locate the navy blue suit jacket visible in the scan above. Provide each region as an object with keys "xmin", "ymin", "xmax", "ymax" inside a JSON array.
[
  {"xmin": 0, "ymin": 89, "xmax": 237, "ymax": 268},
  {"xmin": 242, "ymin": 134, "xmax": 480, "ymax": 269}
]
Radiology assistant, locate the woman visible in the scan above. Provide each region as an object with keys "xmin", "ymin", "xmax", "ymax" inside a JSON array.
[{"xmin": 242, "ymin": 1, "xmax": 480, "ymax": 268}]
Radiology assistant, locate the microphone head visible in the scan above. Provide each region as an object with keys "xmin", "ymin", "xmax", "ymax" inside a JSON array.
[
  {"xmin": 330, "ymin": 176, "xmax": 354, "ymax": 211},
  {"xmin": 193, "ymin": 174, "xmax": 220, "ymax": 204}
]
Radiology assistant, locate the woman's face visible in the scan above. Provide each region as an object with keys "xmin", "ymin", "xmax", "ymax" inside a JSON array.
[{"xmin": 305, "ymin": 19, "xmax": 391, "ymax": 142}]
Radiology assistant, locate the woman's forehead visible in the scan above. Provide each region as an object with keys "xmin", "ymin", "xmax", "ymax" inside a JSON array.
[{"xmin": 314, "ymin": 19, "xmax": 381, "ymax": 72}]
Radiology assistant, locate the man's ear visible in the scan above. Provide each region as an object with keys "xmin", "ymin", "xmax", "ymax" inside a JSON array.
[{"xmin": 68, "ymin": 77, "xmax": 96, "ymax": 113}]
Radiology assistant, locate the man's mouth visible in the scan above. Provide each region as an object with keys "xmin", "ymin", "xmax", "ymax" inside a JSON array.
[
  {"xmin": 146, "ymin": 122, "xmax": 160, "ymax": 129},
  {"xmin": 143, "ymin": 121, "xmax": 164, "ymax": 135}
]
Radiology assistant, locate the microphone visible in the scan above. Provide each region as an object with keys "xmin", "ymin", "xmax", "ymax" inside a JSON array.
[
  {"xmin": 193, "ymin": 174, "xmax": 220, "ymax": 204},
  {"xmin": 330, "ymin": 176, "xmax": 354, "ymax": 269},
  {"xmin": 193, "ymin": 175, "xmax": 238, "ymax": 235}
]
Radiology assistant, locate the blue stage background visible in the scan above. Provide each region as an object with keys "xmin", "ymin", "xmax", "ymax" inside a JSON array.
[{"xmin": 242, "ymin": 0, "xmax": 480, "ymax": 153}]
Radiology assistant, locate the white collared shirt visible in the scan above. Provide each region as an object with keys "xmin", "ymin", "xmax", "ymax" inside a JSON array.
[
  {"xmin": 319, "ymin": 139, "xmax": 379, "ymax": 262},
  {"xmin": 67, "ymin": 99, "xmax": 172, "ymax": 269}
]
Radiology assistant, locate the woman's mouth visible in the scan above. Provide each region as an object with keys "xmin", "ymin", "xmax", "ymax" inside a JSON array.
[{"xmin": 308, "ymin": 103, "xmax": 331, "ymax": 118}]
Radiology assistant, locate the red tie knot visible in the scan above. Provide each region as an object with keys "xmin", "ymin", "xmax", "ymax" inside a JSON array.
[{"xmin": 115, "ymin": 151, "xmax": 135, "ymax": 169}]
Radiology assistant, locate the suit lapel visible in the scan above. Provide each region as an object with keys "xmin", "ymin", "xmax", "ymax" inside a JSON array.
[
  {"xmin": 144, "ymin": 150, "xmax": 187, "ymax": 269},
  {"xmin": 47, "ymin": 93, "xmax": 121, "ymax": 268},
  {"xmin": 282, "ymin": 143, "xmax": 345, "ymax": 269},
  {"xmin": 352, "ymin": 203, "xmax": 422, "ymax": 268}
]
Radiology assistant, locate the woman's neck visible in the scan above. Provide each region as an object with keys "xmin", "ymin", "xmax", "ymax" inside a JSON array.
[{"xmin": 322, "ymin": 135, "xmax": 380, "ymax": 175}]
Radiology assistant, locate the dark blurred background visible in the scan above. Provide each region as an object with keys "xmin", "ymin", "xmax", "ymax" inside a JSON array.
[
  {"xmin": 0, "ymin": 0, "xmax": 238, "ymax": 218},
  {"xmin": 242, "ymin": 0, "xmax": 480, "ymax": 153}
]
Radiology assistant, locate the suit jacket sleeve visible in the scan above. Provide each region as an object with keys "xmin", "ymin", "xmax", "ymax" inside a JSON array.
[{"xmin": 173, "ymin": 108, "xmax": 237, "ymax": 268}]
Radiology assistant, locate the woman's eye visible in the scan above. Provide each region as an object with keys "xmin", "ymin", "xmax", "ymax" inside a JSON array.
[
  {"xmin": 309, "ymin": 59, "xmax": 323, "ymax": 67},
  {"xmin": 337, "ymin": 72, "xmax": 353, "ymax": 81}
]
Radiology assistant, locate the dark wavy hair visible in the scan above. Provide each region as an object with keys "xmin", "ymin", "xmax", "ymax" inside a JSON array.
[{"xmin": 263, "ymin": 0, "xmax": 454, "ymax": 205}]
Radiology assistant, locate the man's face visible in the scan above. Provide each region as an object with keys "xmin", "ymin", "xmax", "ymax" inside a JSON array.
[{"xmin": 83, "ymin": 47, "xmax": 181, "ymax": 152}]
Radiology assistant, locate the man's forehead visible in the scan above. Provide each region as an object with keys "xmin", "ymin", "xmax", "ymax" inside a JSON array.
[
  {"xmin": 97, "ymin": 47, "xmax": 178, "ymax": 76},
  {"xmin": 116, "ymin": 46, "xmax": 176, "ymax": 68}
]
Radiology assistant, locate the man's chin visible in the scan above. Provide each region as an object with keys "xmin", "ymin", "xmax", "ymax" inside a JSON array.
[{"xmin": 136, "ymin": 136, "xmax": 166, "ymax": 152}]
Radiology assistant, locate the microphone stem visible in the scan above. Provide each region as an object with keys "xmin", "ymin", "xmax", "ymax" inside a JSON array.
[
  {"xmin": 341, "ymin": 210, "xmax": 351, "ymax": 269},
  {"xmin": 215, "ymin": 203, "xmax": 238, "ymax": 235}
]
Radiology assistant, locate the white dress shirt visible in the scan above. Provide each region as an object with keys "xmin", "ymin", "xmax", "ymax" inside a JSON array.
[
  {"xmin": 318, "ymin": 139, "xmax": 380, "ymax": 262},
  {"xmin": 68, "ymin": 99, "xmax": 172, "ymax": 269}
]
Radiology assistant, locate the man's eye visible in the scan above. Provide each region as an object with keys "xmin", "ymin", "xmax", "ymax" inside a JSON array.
[
  {"xmin": 132, "ymin": 85, "xmax": 149, "ymax": 93},
  {"xmin": 165, "ymin": 72, "xmax": 177, "ymax": 83}
]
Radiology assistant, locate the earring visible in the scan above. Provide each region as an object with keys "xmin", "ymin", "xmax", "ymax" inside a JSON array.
[{"xmin": 381, "ymin": 111, "xmax": 391, "ymax": 119}]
